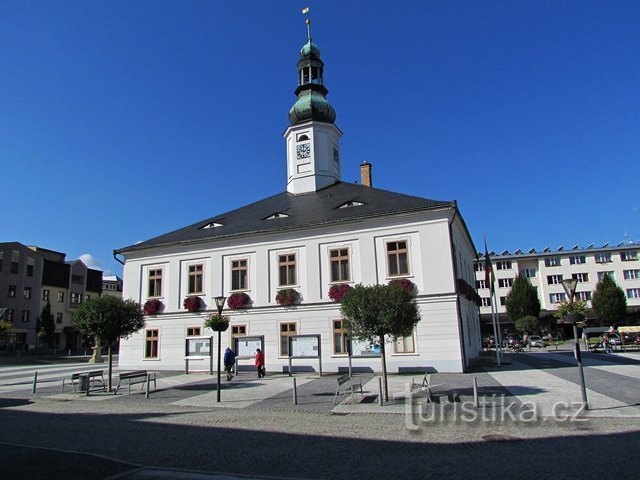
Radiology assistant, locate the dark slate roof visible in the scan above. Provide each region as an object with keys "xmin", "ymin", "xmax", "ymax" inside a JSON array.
[{"xmin": 115, "ymin": 182, "xmax": 454, "ymax": 254}]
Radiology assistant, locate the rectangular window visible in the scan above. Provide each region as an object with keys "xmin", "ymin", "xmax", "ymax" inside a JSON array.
[
  {"xmin": 572, "ymin": 273, "xmax": 589, "ymax": 283},
  {"xmin": 550, "ymin": 293, "xmax": 567, "ymax": 303},
  {"xmin": 21, "ymin": 310, "xmax": 30, "ymax": 322},
  {"xmin": 330, "ymin": 248, "xmax": 350, "ymax": 282},
  {"xmin": 231, "ymin": 325, "xmax": 247, "ymax": 337},
  {"xmin": 70, "ymin": 293, "xmax": 82, "ymax": 304},
  {"xmin": 544, "ymin": 257, "xmax": 561, "ymax": 267},
  {"xmin": 6, "ymin": 309, "xmax": 13, "ymax": 322},
  {"xmin": 597, "ymin": 271, "xmax": 615, "ymax": 282},
  {"xmin": 499, "ymin": 296, "xmax": 507, "ymax": 306},
  {"xmin": 8, "ymin": 285, "xmax": 16, "ymax": 298},
  {"xmin": 188, "ymin": 264, "xmax": 204, "ymax": 295},
  {"xmin": 148, "ymin": 268, "xmax": 163, "ymax": 298},
  {"xmin": 333, "ymin": 319, "xmax": 348, "ymax": 354},
  {"xmin": 481, "ymin": 297, "xmax": 490, "ymax": 307},
  {"xmin": 496, "ymin": 260, "xmax": 512, "ymax": 270},
  {"xmin": 476, "ymin": 280, "xmax": 486, "ymax": 289},
  {"xmin": 569, "ymin": 255, "xmax": 586, "ymax": 265},
  {"xmin": 57, "ymin": 291, "xmax": 65, "ymax": 303},
  {"xmin": 23, "ymin": 287, "xmax": 31, "ymax": 299},
  {"xmin": 520, "ymin": 268, "xmax": 536, "ymax": 278},
  {"xmin": 627, "ymin": 288, "xmax": 640, "ymax": 299},
  {"xmin": 278, "ymin": 254, "xmax": 297, "ymax": 286},
  {"xmin": 547, "ymin": 275, "xmax": 563, "ymax": 285},
  {"xmin": 596, "ymin": 253, "xmax": 612, "ymax": 263},
  {"xmin": 71, "ymin": 275, "xmax": 84, "ymax": 284},
  {"xmin": 621, "ymin": 251, "xmax": 638, "ymax": 261},
  {"xmin": 42, "ymin": 289, "xmax": 49, "ymax": 302},
  {"xmin": 624, "ymin": 270, "xmax": 640, "ymax": 280},
  {"xmin": 394, "ymin": 333, "xmax": 416, "ymax": 354},
  {"xmin": 386, "ymin": 241, "xmax": 409, "ymax": 277},
  {"xmin": 26, "ymin": 257, "xmax": 34, "ymax": 276},
  {"xmin": 145, "ymin": 329, "xmax": 159, "ymax": 358},
  {"xmin": 231, "ymin": 259, "xmax": 248, "ymax": 291},
  {"xmin": 577, "ymin": 291, "xmax": 592, "ymax": 301},
  {"xmin": 475, "ymin": 262, "xmax": 484, "ymax": 272},
  {"xmin": 280, "ymin": 322, "xmax": 297, "ymax": 356},
  {"xmin": 56, "ymin": 313, "xmax": 63, "ymax": 324},
  {"xmin": 85, "ymin": 295, "xmax": 90, "ymax": 302},
  {"xmin": 498, "ymin": 278, "xmax": 513, "ymax": 288},
  {"xmin": 11, "ymin": 250, "xmax": 19, "ymax": 274},
  {"xmin": 187, "ymin": 327, "xmax": 201, "ymax": 337}
]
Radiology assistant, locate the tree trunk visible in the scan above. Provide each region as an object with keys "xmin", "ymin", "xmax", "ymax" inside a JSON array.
[
  {"xmin": 108, "ymin": 345, "xmax": 113, "ymax": 392},
  {"xmin": 379, "ymin": 339, "xmax": 389, "ymax": 402}
]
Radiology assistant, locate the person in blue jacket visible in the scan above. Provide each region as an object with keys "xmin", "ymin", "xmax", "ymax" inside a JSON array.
[{"xmin": 223, "ymin": 347, "xmax": 236, "ymax": 381}]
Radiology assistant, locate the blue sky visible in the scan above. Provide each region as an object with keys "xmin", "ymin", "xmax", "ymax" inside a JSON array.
[{"xmin": 2, "ymin": 1, "xmax": 638, "ymax": 276}]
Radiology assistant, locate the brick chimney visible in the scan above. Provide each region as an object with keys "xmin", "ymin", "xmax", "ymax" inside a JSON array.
[{"xmin": 360, "ymin": 162, "xmax": 372, "ymax": 187}]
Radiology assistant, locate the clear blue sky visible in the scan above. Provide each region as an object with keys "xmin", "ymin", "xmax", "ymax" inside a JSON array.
[{"xmin": 2, "ymin": 1, "xmax": 638, "ymax": 276}]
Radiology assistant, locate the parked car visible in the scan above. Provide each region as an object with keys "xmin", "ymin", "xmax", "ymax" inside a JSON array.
[
  {"xmin": 605, "ymin": 333, "xmax": 621, "ymax": 346},
  {"xmin": 529, "ymin": 335, "xmax": 544, "ymax": 348}
]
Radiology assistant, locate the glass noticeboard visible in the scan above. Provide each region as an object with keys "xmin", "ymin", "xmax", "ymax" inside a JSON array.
[
  {"xmin": 186, "ymin": 337, "xmax": 212, "ymax": 357},
  {"xmin": 235, "ymin": 336, "xmax": 264, "ymax": 357},
  {"xmin": 349, "ymin": 338, "xmax": 381, "ymax": 357},
  {"xmin": 290, "ymin": 335, "xmax": 320, "ymax": 358}
]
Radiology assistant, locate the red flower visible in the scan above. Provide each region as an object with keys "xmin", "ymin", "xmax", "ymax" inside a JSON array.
[
  {"xmin": 143, "ymin": 299, "xmax": 163, "ymax": 315},
  {"xmin": 389, "ymin": 278, "xmax": 415, "ymax": 293},
  {"xmin": 328, "ymin": 283, "xmax": 352, "ymax": 302},
  {"xmin": 275, "ymin": 288, "xmax": 300, "ymax": 306},
  {"xmin": 227, "ymin": 292, "xmax": 251, "ymax": 309},
  {"xmin": 183, "ymin": 296, "xmax": 202, "ymax": 312}
]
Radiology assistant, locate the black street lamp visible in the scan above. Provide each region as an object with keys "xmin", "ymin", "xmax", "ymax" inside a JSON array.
[
  {"xmin": 213, "ymin": 295, "xmax": 226, "ymax": 403},
  {"xmin": 561, "ymin": 278, "xmax": 589, "ymax": 410}
]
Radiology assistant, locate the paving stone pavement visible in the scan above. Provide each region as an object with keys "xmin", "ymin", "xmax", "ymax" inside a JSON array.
[{"xmin": 1, "ymin": 350, "xmax": 640, "ymax": 479}]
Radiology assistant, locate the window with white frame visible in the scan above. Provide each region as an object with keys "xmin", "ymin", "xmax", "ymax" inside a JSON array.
[
  {"xmin": 476, "ymin": 280, "xmax": 486, "ymax": 289},
  {"xmin": 8, "ymin": 285, "xmax": 16, "ymax": 298},
  {"xmin": 280, "ymin": 322, "xmax": 297, "ymax": 356},
  {"xmin": 475, "ymin": 262, "xmax": 484, "ymax": 272},
  {"xmin": 21, "ymin": 310, "xmax": 30, "ymax": 322},
  {"xmin": 42, "ymin": 289, "xmax": 49, "ymax": 301},
  {"xmin": 550, "ymin": 293, "xmax": 566, "ymax": 303},
  {"xmin": 481, "ymin": 297, "xmax": 490, "ymax": 307},
  {"xmin": 596, "ymin": 252, "xmax": 612, "ymax": 263},
  {"xmin": 231, "ymin": 325, "xmax": 246, "ymax": 339},
  {"xmin": 57, "ymin": 291, "xmax": 64, "ymax": 302},
  {"xmin": 498, "ymin": 278, "xmax": 513, "ymax": 288},
  {"xmin": 623, "ymin": 270, "xmax": 640, "ymax": 280},
  {"xmin": 231, "ymin": 259, "xmax": 248, "ymax": 291},
  {"xmin": 577, "ymin": 291, "xmax": 592, "ymax": 301},
  {"xmin": 148, "ymin": 268, "xmax": 163, "ymax": 298},
  {"xmin": 499, "ymin": 296, "xmax": 507, "ymax": 306},
  {"xmin": 621, "ymin": 251, "xmax": 638, "ymax": 261},
  {"xmin": 520, "ymin": 268, "xmax": 536, "ymax": 278},
  {"xmin": 572, "ymin": 273, "xmax": 589, "ymax": 283},
  {"xmin": 145, "ymin": 329, "xmax": 159, "ymax": 358},
  {"xmin": 627, "ymin": 288, "xmax": 640, "ymax": 299},
  {"xmin": 569, "ymin": 255, "xmax": 586, "ymax": 265},
  {"xmin": 70, "ymin": 293, "xmax": 82, "ymax": 304},
  {"xmin": 394, "ymin": 332, "xmax": 415, "ymax": 354},
  {"xmin": 278, "ymin": 253, "xmax": 297, "ymax": 286},
  {"xmin": 23, "ymin": 287, "xmax": 31, "ymax": 299},
  {"xmin": 544, "ymin": 257, "xmax": 561, "ymax": 267},
  {"xmin": 330, "ymin": 248, "xmax": 350, "ymax": 282},
  {"xmin": 187, "ymin": 327, "xmax": 201, "ymax": 337},
  {"xmin": 547, "ymin": 275, "xmax": 563, "ymax": 285},
  {"xmin": 56, "ymin": 313, "xmax": 63, "ymax": 324},
  {"xmin": 26, "ymin": 257, "xmax": 34, "ymax": 276},
  {"xmin": 188, "ymin": 263, "xmax": 204, "ymax": 295},
  {"xmin": 333, "ymin": 319, "xmax": 348, "ymax": 355},
  {"xmin": 386, "ymin": 241, "xmax": 410, "ymax": 277},
  {"xmin": 597, "ymin": 271, "xmax": 615, "ymax": 282},
  {"xmin": 496, "ymin": 260, "xmax": 512, "ymax": 270}
]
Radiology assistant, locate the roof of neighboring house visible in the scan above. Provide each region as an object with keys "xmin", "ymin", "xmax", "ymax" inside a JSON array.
[{"xmin": 116, "ymin": 182, "xmax": 454, "ymax": 254}]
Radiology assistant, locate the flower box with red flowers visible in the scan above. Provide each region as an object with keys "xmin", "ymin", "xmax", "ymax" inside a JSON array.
[
  {"xmin": 389, "ymin": 278, "xmax": 415, "ymax": 293},
  {"xmin": 183, "ymin": 296, "xmax": 202, "ymax": 312},
  {"xmin": 275, "ymin": 288, "xmax": 300, "ymax": 307},
  {"xmin": 227, "ymin": 292, "xmax": 251, "ymax": 309},
  {"xmin": 143, "ymin": 299, "xmax": 164, "ymax": 315},
  {"xmin": 328, "ymin": 283, "xmax": 352, "ymax": 303}
]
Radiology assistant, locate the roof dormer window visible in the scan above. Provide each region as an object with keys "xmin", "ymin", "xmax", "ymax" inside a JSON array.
[
  {"xmin": 265, "ymin": 212, "xmax": 290, "ymax": 220},
  {"xmin": 338, "ymin": 201, "xmax": 364, "ymax": 209},
  {"xmin": 201, "ymin": 222, "xmax": 223, "ymax": 229}
]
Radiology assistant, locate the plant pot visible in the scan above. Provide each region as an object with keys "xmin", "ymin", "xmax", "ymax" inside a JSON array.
[{"xmin": 211, "ymin": 322, "xmax": 229, "ymax": 332}]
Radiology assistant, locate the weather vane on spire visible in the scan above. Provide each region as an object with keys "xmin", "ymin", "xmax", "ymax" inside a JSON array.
[{"xmin": 301, "ymin": 7, "xmax": 311, "ymax": 40}]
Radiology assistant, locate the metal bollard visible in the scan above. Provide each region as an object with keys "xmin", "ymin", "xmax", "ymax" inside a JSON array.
[
  {"xmin": 292, "ymin": 377, "xmax": 298, "ymax": 405},
  {"xmin": 68, "ymin": 349, "xmax": 71, "ymax": 356},
  {"xmin": 473, "ymin": 377, "xmax": 479, "ymax": 408},
  {"xmin": 378, "ymin": 377, "xmax": 383, "ymax": 406},
  {"xmin": 32, "ymin": 371, "xmax": 38, "ymax": 394},
  {"xmin": 145, "ymin": 374, "xmax": 150, "ymax": 399}
]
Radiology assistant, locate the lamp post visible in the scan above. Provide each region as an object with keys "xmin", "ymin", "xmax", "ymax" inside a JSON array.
[
  {"xmin": 561, "ymin": 278, "xmax": 589, "ymax": 410},
  {"xmin": 214, "ymin": 295, "xmax": 226, "ymax": 403}
]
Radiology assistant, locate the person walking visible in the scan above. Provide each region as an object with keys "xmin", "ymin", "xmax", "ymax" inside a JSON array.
[
  {"xmin": 602, "ymin": 334, "xmax": 610, "ymax": 354},
  {"xmin": 255, "ymin": 348, "xmax": 265, "ymax": 378},
  {"xmin": 223, "ymin": 347, "xmax": 236, "ymax": 381}
]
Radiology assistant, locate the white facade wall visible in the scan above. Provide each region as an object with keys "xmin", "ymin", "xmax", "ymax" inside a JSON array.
[{"xmin": 119, "ymin": 210, "xmax": 481, "ymax": 373}]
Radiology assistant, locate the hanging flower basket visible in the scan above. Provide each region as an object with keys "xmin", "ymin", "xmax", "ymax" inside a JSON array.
[
  {"xmin": 183, "ymin": 296, "xmax": 202, "ymax": 312},
  {"xmin": 275, "ymin": 288, "xmax": 300, "ymax": 306},
  {"xmin": 328, "ymin": 283, "xmax": 352, "ymax": 303},
  {"xmin": 143, "ymin": 299, "xmax": 164, "ymax": 315},
  {"xmin": 227, "ymin": 292, "xmax": 252, "ymax": 309},
  {"xmin": 204, "ymin": 313, "xmax": 230, "ymax": 332},
  {"xmin": 389, "ymin": 278, "xmax": 415, "ymax": 294}
]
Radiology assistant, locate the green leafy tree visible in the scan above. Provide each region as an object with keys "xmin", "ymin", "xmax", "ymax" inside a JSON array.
[
  {"xmin": 340, "ymin": 283, "xmax": 420, "ymax": 401},
  {"xmin": 505, "ymin": 275, "xmax": 541, "ymax": 322},
  {"xmin": 592, "ymin": 274, "xmax": 627, "ymax": 326},
  {"xmin": 515, "ymin": 315, "xmax": 539, "ymax": 335},
  {"xmin": 72, "ymin": 296, "xmax": 145, "ymax": 391},
  {"xmin": 0, "ymin": 319, "xmax": 12, "ymax": 335},
  {"xmin": 36, "ymin": 302, "xmax": 56, "ymax": 348}
]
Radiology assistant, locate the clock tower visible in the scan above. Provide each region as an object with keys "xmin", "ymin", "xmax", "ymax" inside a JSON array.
[{"xmin": 284, "ymin": 19, "xmax": 342, "ymax": 195}]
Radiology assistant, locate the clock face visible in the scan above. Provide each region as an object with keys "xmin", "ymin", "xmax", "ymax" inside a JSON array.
[{"xmin": 296, "ymin": 143, "xmax": 311, "ymax": 159}]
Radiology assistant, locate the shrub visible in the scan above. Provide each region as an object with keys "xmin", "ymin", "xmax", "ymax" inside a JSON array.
[{"xmin": 389, "ymin": 278, "xmax": 415, "ymax": 293}]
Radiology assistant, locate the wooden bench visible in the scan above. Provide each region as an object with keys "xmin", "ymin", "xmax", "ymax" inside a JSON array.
[
  {"xmin": 114, "ymin": 370, "xmax": 157, "ymax": 395},
  {"xmin": 333, "ymin": 374, "xmax": 363, "ymax": 405},
  {"xmin": 410, "ymin": 373, "xmax": 443, "ymax": 403},
  {"xmin": 61, "ymin": 370, "xmax": 105, "ymax": 394}
]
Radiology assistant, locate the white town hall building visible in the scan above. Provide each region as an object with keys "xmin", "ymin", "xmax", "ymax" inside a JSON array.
[{"xmin": 115, "ymin": 25, "xmax": 482, "ymax": 374}]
